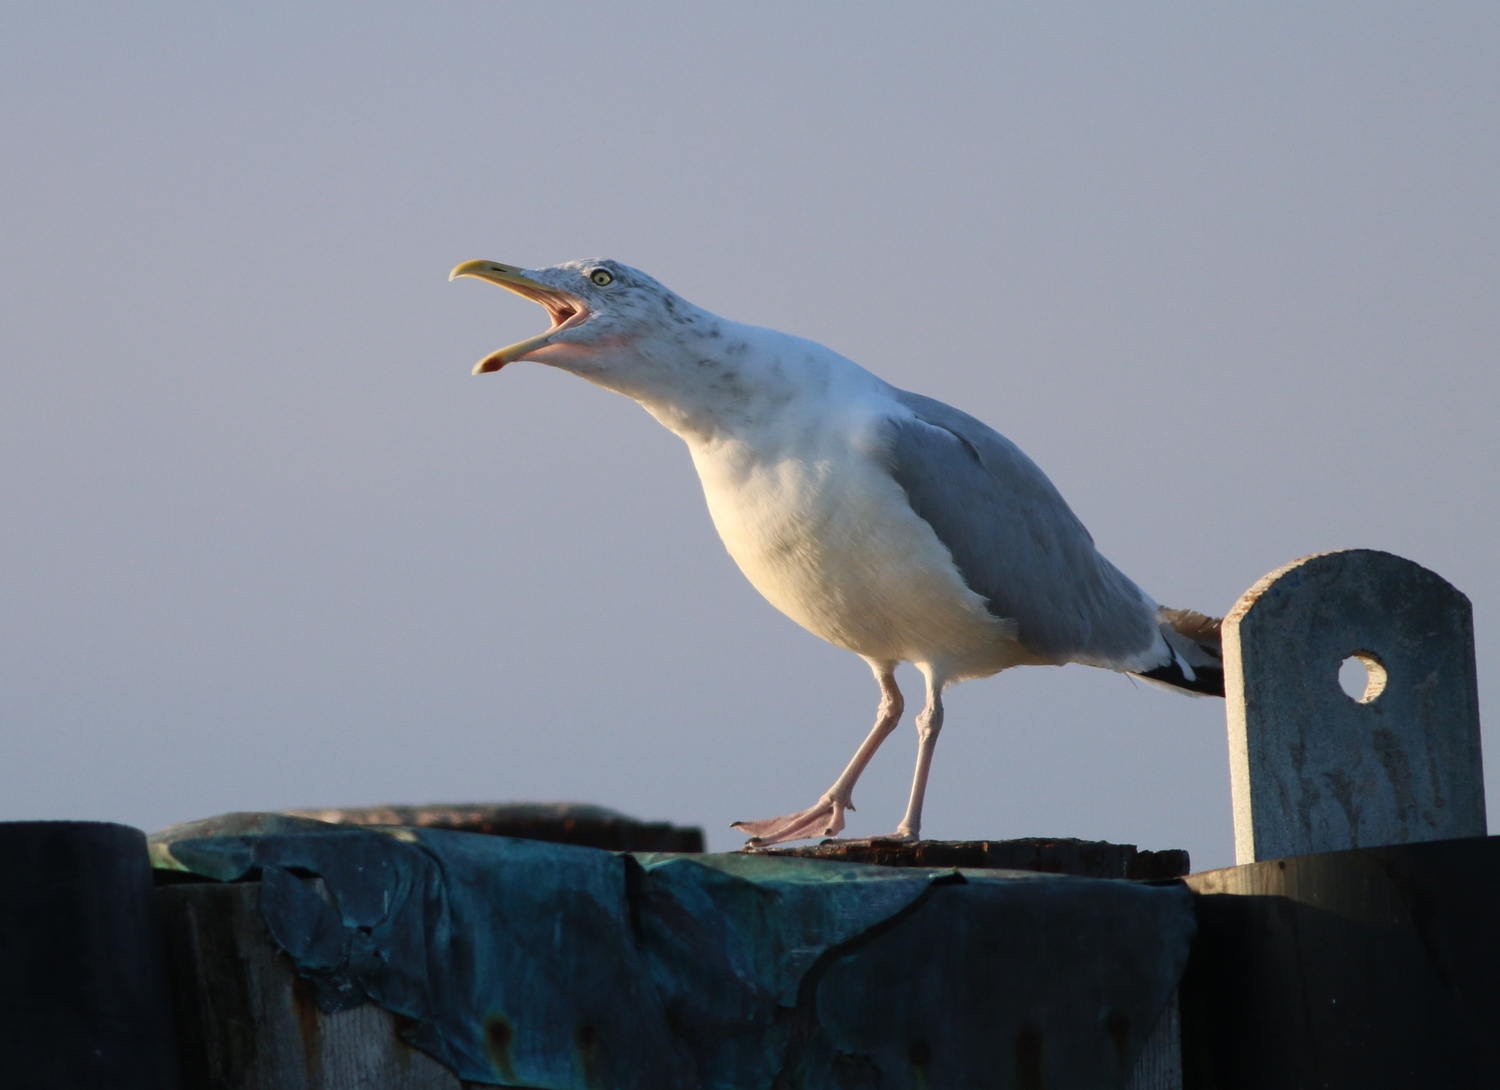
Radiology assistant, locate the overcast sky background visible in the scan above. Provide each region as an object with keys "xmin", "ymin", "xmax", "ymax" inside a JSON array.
[{"xmin": 3, "ymin": 5, "xmax": 1496, "ymax": 867}]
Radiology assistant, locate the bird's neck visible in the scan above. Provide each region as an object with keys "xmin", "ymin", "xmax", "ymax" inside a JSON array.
[{"xmin": 565, "ymin": 315, "xmax": 849, "ymax": 446}]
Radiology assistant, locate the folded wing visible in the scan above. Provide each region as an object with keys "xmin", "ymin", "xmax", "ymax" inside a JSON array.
[{"xmin": 883, "ymin": 390, "xmax": 1166, "ymax": 672}]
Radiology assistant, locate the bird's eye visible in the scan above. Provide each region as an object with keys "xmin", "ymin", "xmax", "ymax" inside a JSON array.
[{"xmin": 590, "ymin": 269, "xmax": 614, "ymax": 286}]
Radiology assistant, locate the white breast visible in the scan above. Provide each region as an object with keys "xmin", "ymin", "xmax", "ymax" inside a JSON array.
[{"xmin": 685, "ymin": 395, "xmax": 1033, "ymax": 681}]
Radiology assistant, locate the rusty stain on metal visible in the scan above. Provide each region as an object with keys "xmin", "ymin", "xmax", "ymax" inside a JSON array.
[
  {"xmin": 483, "ymin": 1013, "xmax": 518, "ymax": 1084},
  {"xmin": 290, "ymin": 975, "xmax": 324, "ymax": 1081},
  {"xmin": 574, "ymin": 1022, "xmax": 602, "ymax": 1088}
]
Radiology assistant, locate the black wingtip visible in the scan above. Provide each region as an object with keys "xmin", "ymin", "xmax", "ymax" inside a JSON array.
[{"xmin": 1136, "ymin": 661, "xmax": 1225, "ymax": 698}]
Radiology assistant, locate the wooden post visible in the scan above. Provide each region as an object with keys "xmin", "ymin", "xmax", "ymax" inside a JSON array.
[
  {"xmin": 1180, "ymin": 836, "xmax": 1500, "ymax": 1089},
  {"xmin": 1126, "ymin": 992, "xmax": 1181, "ymax": 1090},
  {"xmin": 281, "ymin": 802, "xmax": 704, "ymax": 853},
  {"xmin": 1223, "ymin": 549, "xmax": 1486, "ymax": 864},
  {"xmin": 156, "ymin": 853, "xmax": 1187, "ymax": 1089},
  {"xmin": 1180, "ymin": 551, "xmax": 1497, "ymax": 1088},
  {"xmin": 745, "ymin": 836, "xmax": 1190, "ymax": 879},
  {"xmin": 0, "ymin": 821, "xmax": 182, "ymax": 1090},
  {"xmin": 156, "ymin": 880, "xmax": 467, "ymax": 1090}
]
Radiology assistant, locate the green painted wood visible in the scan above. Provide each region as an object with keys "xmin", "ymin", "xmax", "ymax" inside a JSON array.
[
  {"xmin": 149, "ymin": 817, "xmax": 1196, "ymax": 1089},
  {"xmin": 157, "ymin": 880, "xmax": 468, "ymax": 1090}
]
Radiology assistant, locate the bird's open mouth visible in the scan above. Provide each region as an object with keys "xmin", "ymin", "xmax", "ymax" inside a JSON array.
[{"xmin": 449, "ymin": 260, "xmax": 590, "ymax": 373}]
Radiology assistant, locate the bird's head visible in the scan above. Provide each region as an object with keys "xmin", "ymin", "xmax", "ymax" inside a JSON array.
[{"xmin": 449, "ymin": 258, "xmax": 688, "ymax": 378}]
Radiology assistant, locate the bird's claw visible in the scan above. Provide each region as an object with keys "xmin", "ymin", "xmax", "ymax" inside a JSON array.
[{"xmin": 733, "ymin": 796, "xmax": 847, "ymax": 846}]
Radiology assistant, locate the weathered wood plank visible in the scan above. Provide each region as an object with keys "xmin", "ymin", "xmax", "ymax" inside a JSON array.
[
  {"xmin": 1, "ymin": 822, "xmax": 183, "ymax": 1089},
  {"xmin": 282, "ymin": 802, "xmax": 704, "ymax": 853},
  {"xmin": 1179, "ymin": 836, "xmax": 1500, "ymax": 1089},
  {"xmin": 746, "ymin": 836, "xmax": 1190, "ymax": 879},
  {"xmin": 157, "ymin": 880, "xmax": 467, "ymax": 1090},
  {"xmin": 159, "ymin": 865, "xmax": 1182, "ymax": 1089},
  {"xmin": 1126, "ymin": 991, "xmax": 1181, "ymax": 1090},
  {"xmin": 1223, "ymin": 549, "xmax": 1486, "ymax": 863}
]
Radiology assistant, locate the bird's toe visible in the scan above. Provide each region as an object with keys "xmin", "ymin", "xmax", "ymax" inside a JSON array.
[{"xmin": 733, "ymin": 798, "xmax": 845, "ymax": 846}]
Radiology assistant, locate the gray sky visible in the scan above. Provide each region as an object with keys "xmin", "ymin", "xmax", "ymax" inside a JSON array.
[{"xmin": 3, "ymin": 4, "xmax": 1495, "ymax": 867}]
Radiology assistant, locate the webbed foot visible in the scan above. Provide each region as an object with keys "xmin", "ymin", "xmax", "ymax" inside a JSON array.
[{"xmin": 732, "ymin": 796, "xmax": 848, "ymax": 846}]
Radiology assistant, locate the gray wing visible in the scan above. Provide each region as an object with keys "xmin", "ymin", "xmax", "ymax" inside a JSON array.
[{"xmin": 884, "ymin": 389, "xmax": 1163, "ymax": 667}]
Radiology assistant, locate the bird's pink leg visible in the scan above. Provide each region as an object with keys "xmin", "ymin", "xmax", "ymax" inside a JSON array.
[
  {"xmin": 733, "ymin": 663, "xmax": 903, "ymax": 846},
  {"xmin": 885, "ymin": 672, "xmax": 946, "ymax": 843}
]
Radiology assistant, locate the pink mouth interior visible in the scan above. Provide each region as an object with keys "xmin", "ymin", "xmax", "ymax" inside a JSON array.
[{"xmin": 523, "ymin": 286, "xmax": 589, "ymax": 332}]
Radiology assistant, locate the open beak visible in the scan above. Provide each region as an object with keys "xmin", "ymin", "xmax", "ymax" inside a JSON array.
[{"xmin": 449, "ymin": 260, "xmax": 590, "ymax": 374}]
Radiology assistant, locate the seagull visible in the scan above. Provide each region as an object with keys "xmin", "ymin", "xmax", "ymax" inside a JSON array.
[{"xmin": 451, "ymin": 258, "xmax": 1224, "ymax": 846}]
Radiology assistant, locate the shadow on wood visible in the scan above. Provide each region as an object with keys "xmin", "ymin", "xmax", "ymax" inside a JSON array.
[
  {"xmin": 0, "ymin": 821, "xmax": 182, "ymax": 1090},
  {"xmin": 1180, "ymin": 835, "xmax": 1500, "ymax": 1090}
]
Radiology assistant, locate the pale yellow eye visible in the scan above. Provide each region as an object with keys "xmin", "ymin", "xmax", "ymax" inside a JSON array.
[{"xmin": 590, "ymin": 269, "xmax": 614, "ymax": 286}]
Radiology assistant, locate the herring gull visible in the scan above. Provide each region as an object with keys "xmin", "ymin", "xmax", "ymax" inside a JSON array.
[{"xmin": 451, "ymin": 258, "xmax": 1223, "ymax": 845}]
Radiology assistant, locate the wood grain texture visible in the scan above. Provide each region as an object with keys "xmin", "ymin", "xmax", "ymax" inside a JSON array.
[
  {"xmin": 156, "ymin": 881, "xmax": 472, "ymax": 1090},
  {"xmin": 1126, "ymin": 992, "xmax": 1182, "ymax": 1090},
  {"xmin": 158, "ymin": 870, "xmax": 1185, "ymax": 1089},
  {"xmin": 745, "ymin": 836, "xmax": 1190, "ymax": 879},
  {"xmin": 1223, "ymin": 549, "xmax": 1485, "ymax": 864}
]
